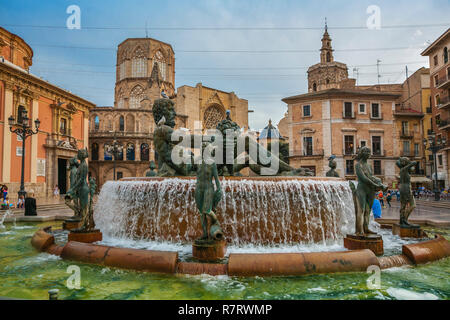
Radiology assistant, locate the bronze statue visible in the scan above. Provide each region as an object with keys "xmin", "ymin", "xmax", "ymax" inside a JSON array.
[
  {"xmin": 349, "ymin": 146, "xmax": 387, "ymax": 235},
  {"xmin": 65, "ymin": 148, "xmax": 96, "ymax": 231},
  {"xmin": 195, "ymin": 145, "xmax": 223, "ymax": 241},
  {"xmin": 326, "ymin": 155, "xmax": 339, "ymax": 177},
  {"xmin": 65, "ymin": 157, "xmax": 80, "ymax": 219},
  {"xmin": 145, "ymin": 160, "xmax": 157, "ymax": 177},
  {"xmin": 396, "ymin": 157, "xmax": 418, "ymax": 227}
]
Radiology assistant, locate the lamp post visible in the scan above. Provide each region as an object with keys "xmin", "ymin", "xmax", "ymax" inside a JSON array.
[
  {"xmin": 107, "ymin": 132, "xmax": 123, "ymax": 180},
  {"xmin": 423, "ymin": 132, "xmax": 447, "ymax": 201},
  {"xmin": 8, "ymin": 110, "xmax": 40, "ymax": 199}
]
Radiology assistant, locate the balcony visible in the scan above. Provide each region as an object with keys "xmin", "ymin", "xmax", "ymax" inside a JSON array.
[
  {"xmin": 370, "ymin": 112, "xmax": 383, "ymax": 120},
  {"xmin": 400, "ymin": 151, "xmax": 420, "ymax": 158},
  {"xmin": 426, "ymin": 107, "xmax": 432, "ymax": 114},
  {"xmin": 436, "ymin": 75, "xmax": 450, "ymax": 89},
  {"xmin": 437, "ymin": 96, "xmax": 450, "ymax": 109},
  {"xmin": 394, "ymin": 105, "xmax": 424, "ymax": 117},
  {"xmin": 399, "ymin": 130, "xmax": 413, "ymax": 139},
  {"xmin": 343, "ymin": 148, "xmax": 356, "ymax": 156},
  {"xmin": 291, "ymin": 149, "xmax": 324, "ymax": 158},
  {"xmin": 437, "ymin": 119, "xmax": 450, "ymax": 130},
  {"xmin": 342, "ymin": 112, "xmax": 355, "ymax": 119}
]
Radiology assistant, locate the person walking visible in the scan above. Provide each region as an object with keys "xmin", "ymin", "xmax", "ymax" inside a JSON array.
[
  {"xmin": 372, "ymin": 198, "xmax": 382, "ymax": 219},
  {"xmin": 386, "ymin": 191, "xmax": 392, "ymax": 208},
  {"xmin": 378, "ymin": 191, "xmax": 385, "ymax": 208}
]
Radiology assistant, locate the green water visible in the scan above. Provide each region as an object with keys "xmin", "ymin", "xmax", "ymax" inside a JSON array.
[{"xmin": 0, "ymin": 222, "xmax": 449, "ymax": 300}]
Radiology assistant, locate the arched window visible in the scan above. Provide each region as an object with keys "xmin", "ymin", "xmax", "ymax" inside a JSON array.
[
  {"xmin": 326, "ymin": 78, "xmax": 330, "ymax": 84},
  {"xmin": 126, "ymin": 143, "xmax": 135, "ymax": 161},
  {"xmin": 141, "ymin": 143, "xmax": 149, "ymax": 161},
  {"xmin": 104, "ymin": 144, "xmax": 113, "ymax": 160},
  {"xmin": 126, "ymin": 114, "xmax": 135, "ymax": 131},
  {"xmin": 326, "ymin": 52, "xmax": 331, "ymax": 63},
  {"xmin": 203, "ymin": 105, "xmax": 225, "ymax": 129},
  {"xmin": 119, "ymin": 116, "xmax": 124, "ymax": 131},
  {"xmin": 91, "ymin": 143, "xmax": 99, "ymax": 160},
  {"xmin": 154, "ymin": 50, "xmax": 167, "ymax": 81},
  {"xmin": 313, "ymin": 83, "xmax": 317, "ymax": 92},
  {"xmin": 131, "ymin": 47, "xmax": 147, "ymax": 77},
  {"xmin": 117, "ymin": 89, "xmax": 125, "ymax": 109},
  {"xmin": 94, "ymin": 116, "xmax": 99, "ymax": 131},
  {"xmin": 444, "ymin": 47, "xmax": 448, "ymax": 64},
  {"xmin": 116, "ymin": 144, "xmax": 124, "ymax": 160},
  {"xmin": 129, "ymin": 85, "xmax": 144, "ymax": 109},
  {"xmin": 119, "ymin": 61, "xmax": 126, "ymax": 80}
]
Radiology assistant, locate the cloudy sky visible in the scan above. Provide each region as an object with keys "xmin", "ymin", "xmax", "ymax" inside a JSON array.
[{"xmin": 1, "ymin": 0, "xmax": 449, "ymax": 129}]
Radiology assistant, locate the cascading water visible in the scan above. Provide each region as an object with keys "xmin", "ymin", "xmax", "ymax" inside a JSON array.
[{"xmin": 95, "ymin": 177, "xmax": 354, "ymax": 245}]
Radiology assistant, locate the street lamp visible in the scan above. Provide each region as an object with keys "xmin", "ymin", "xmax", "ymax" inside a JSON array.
[
  {"xmin": 423, "ymin": 132, "xmax": 447, "ymax": 201},
  {"xmin": 8, "ymin": 110, "xmax": 40, "ymax": 198},
  {"xmin": 106, "ymin": 132, "xmax": 123, "ymax": 180}
]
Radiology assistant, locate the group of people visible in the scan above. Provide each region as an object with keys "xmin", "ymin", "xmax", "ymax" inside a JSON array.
[
  {"xmin": 413, "ymin": 186, "xmax": 450, "ymax": 200},
  {"xmin": 0, "ymin": 184, "xmax": 37, "ymax": 215},
  {"xmin": 371, "ymin": 189, "xmax": 398, "ymax": 219}
]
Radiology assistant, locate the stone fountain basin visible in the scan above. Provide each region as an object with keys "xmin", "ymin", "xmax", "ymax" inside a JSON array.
[
  {"xmin": 31, "ymin": 227, "xmax": 450, "ymax": 276},
  {"xmin": 95, "ymin": 176, "xmax": 353, "ymax": 245}
]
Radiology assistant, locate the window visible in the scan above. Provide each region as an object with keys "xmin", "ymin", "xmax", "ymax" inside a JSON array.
[
  {"xmin": 116, "ymin": 145, "xmax": 124, "ymax": 160},
  {"xmin": 403, "ymin": 141, "xmax": 410, "ymax": 155},
  {"xmin": 131, "ymin": 47, "xmax": 147, "ymax": 77},
  {"xmin": 344, "ymin": 135, "xmax": 354, "ymax": 155},
  {"xmin": 326, "ymin": 52, "xmax": 331, "ymax": 62},
  {"xmin": 119, "ymin": 61, "xmax": 126, "ymax": 80},
  {"xmin": 372, "ymin": 136, "xmax": 381, "ymax": 155},
  {"xmin": 435, "ymin": 75, "xmax": 439, "ymax": 87},
  {"xmin": 360, "ymin": 140, "xmax": 367, "ymax": 148},
  {"xmin": 129, "ymin": 85, "xmax": 144, "ymax": 109},
  {"xmin": 343, "ymin": 102, "xmax": 353, "ymax": 118},
  {"xmin": 414, "ymin": 143, "xmax": 419, "ymax": 157},
  {"xmin": 91, "ymin": 143, "xmax": 99, "ymax": 160},
  {"xmin": 346, "ymin": 160, "xmax": 355, "ymax": 175},
  {"xmin": 104, "ymin": 144, "xmax": 113, "ymax": 160},
  {"xmin": 436, "ymin": 95, "xmax": 441, "ymax": 106},
  {"xmin": 359, "ymin": 103, "xmax": 366, "ymax": 114},
  {"xmin": 438, "ymin": 154, "xmax": 443, "ymax": 166},
  {"xmin": 117, "ymin": 172, "xmax": 123, "ymax": 180},
  {"xmin": 126, "ymin": 143, "xmax": 135, "ymax": 161},
  {"xmin": 401, "ymin": 121, "xmax": 409, "ymax": 135},
  {"xmin": 119, "ymin": 116, "xmax": 124, "ymax": 131},
  {"xmin": 373, "ymin": 160, "xmax": 382, "ymax": 175},
  {"xmin": 413, "ymin": 124, "xmax": 419, "ymax": 133},
  {"xmin": 434, "ymin": 55, "xmax": 438, "ymax": 66},
  {"xmin": 303, "ymin": 136, "xmax": 313, "ymax": 155},
  {"xmin": 17, "ymin": 105, "xmax": 26, "ymax": 124},
  {"xmin": 140, "ymin": 143, "xmax": 150, "ymax": 161},
  {"xmin": 60, "ymin": 118, "xmax": 67, "ymax": 135},
  {"xmin": 303, "ymin": 105, "xmax": 311, "ymax": 117},
  {"xmin": 371, "ymin": 103, "xmax": 380, "ymax": 118},
  {"xmin": 154, "ymin": 51, "xmax": 167, "ymax": 81},
  {"xmin": 94, "ymin": 116, "xmax": 99, "ymax": 131},
  {"xmin": 312, "ymin": 83, "xmax": 317, "ymax": 92},
  {"xmin": 444, "ymin": 47, "xmax": 448, "ymax": 64}
]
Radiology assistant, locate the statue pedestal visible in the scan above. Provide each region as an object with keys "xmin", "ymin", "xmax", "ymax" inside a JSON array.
[
  {"xmin": 392, "ymin": 224, "xmax": 427, "ymax": 238},
  {"xmin": 62, "ymin": 219, "xmax": 81, "ymax": 231},
  {"xmin": 192, "ymin": 239, "xmax": 226, "ymax": 261},
  {"xmin": 344, "ymin": 234, "xmax": 384, "ymax": 256},
  {"xmin": 68, "ymin": 229, "xmax": 102, "ymax": 243}
]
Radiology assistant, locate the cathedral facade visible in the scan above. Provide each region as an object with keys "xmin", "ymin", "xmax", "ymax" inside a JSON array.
[{"xmin": 89, "ymin": 37, "xmax": 248, "ymax": 187}]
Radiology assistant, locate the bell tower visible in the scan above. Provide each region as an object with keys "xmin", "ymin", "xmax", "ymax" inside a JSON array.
[{"xmin": 320, "ymin": 20, "xmax": 334, "ymax": 64}]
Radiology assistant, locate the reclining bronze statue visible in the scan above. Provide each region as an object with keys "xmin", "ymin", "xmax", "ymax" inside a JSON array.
[{"xmin": 152, "ymin": 98, "xmax": 313, "ymax": 177}]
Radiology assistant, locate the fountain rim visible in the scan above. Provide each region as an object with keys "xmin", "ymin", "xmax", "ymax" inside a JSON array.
[{"xmin": 120, "ymin": 176, "xmax": 347, "ymax": 182}]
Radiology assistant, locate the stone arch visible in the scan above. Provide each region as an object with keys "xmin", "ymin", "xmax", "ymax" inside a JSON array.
[
  {"xmin": 131, "ymin": 46, "xmax": 147, "ymax": 77},
  {"xmin": 129, "ymin": 85, "xmax": 145, "ymax": 109},
  {"xmin": 203, "ymin": 104, "xmax": 226, "ymax": 129},
  {"xmin": 126, "ymin": 113, "xmax": 135, "ymax": 131},
  {"xmin": 140, "ymin": 143, "xmax": 150, "ymax": 161},
  {"xmin": 116, "ymin": 88, "xmax": 125, "ymax": 109},
  {"xmin": 126, "ymin": 142, "xmax": 135, "ymax": 161}
]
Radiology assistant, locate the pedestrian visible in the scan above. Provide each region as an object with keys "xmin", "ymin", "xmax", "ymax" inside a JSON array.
[
  {"xmin": 2, "ymin": 185, "xmax": 8, "ymax": 201},
  {"xmin": 378, "ymin": 191, "xmax": 385, "ymax": 208},
  {"xmin": 386, "ymin": 191, "xmax": 392, "ymax": 207},
  {"xmin": 25, "ymin": 190, "xmax": 37, "ymax": 216},
  {"xmin": 396, "ymin": 190, "xmax": 400, "ymax": 201},
  {"xmin": 53, "ymin": 185, "xmax": 60, "ymax": 198},
  {"xmin": 17, "ymin": 194, "xmax": 25, "ymax": 208},
  {"xmin": 372, "ymin": 198, "xmax": 382, "ymax": 219}
]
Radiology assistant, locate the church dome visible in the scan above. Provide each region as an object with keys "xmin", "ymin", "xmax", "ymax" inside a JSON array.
[{"xmin": 259, "ymin": 119, "xmax": 281, "ymax": 140}]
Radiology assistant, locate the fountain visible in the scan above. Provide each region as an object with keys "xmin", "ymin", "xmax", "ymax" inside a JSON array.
[{"xmin": 28, "ymin": 99, "xmax": 450, "ymax": 278}]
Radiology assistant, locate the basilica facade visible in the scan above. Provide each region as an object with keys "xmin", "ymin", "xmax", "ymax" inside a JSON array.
[{"xmin": 89, "ymin": 37, "xmax": 248, "ymax": 187}]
